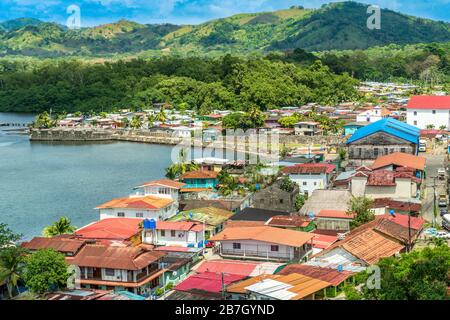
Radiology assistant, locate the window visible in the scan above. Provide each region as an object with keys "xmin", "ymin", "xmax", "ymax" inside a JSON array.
[
  {"xmin": 401, "ymin": 148, "xmax": 406, "ymax": 153},
  {"xmin": 384, "ymin": 148, "xmax": 388, "ymax": 155},
  {"xmin": 432, "ymin": 110, "xmax": 436, "ymax": 114},
  {"xmin": 414, "ymin": 111, "xmax": 417, "ymax": 116},
  {"xmin": 105, "ymin": 269, "xmax": 115, "ymax": 277},
  {"xmin": 270, "ymin": 245, "xmax": 279, "ymax": 252},
  {"xmin": 280, "ymin": 199, "xmax": 284, "ymax": 204},
  {"xmin": 161, "ymin": 230, "xmax": 165, "ymax": 237},
  {"xmin": 313, "ymin": 182, "xmax": 317, "ymax": 186},
  {"xmin": 414, "ymin": 121, "xmax": 417, "ymax": 126},
  {"xmin": 233, "ymin": 243, "xmax": 241, "ymax": 250},
  {"xmin": 374, "ymin": 148, "xmax": 379, "ymax": 157},
  {"xmin": 136, "ymin": 212, "xmax": 144, "ymax": 218},
  {"xmin": 303, "ymin": 181, "xmax": 307, "ymax": 186},
  {"xmin": 117, "ymin": 212, "xmax": 125, "ymax": 217},
  {"xmin": 171, "ymin": 230, "xmax": 176, "ymax": 237}
]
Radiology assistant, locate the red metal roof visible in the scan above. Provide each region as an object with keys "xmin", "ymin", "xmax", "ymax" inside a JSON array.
[
  {"xmin": 175, "ymin": 272, "xmax": 246, "ymax": 294},
  {"xmin": 316, "ymin": 210, "xmax": 354, "ymax": 219},
  {"xmin": 407, "ymin": 95, "xmax": 450, "ymax": 110},
  {"xmin": 282, "ymin": 163, "xmax": 336, "ymax": 174},
  {"xmin": 75, "ymin": 218, "xmax": 142, "ymax": 241},
  {"xmin": 310, "ymin": 233, "xmax": 338, "ymax": 249},
  {"xmin": 155, "ymin": 221, "xmax": 203, "ymax": 232},
  {"xmin": 278, "ymin": 264, "xmax": 353, "ymax": 287},
  {"xmin": 196, "ymin": 260, "xmax": 259, "ymax": 277},
  {"xmin": 381, "ymin": 214, "xmax": 425, "ymax": 230}
]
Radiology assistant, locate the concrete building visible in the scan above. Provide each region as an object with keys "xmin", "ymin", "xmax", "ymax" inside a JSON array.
[
  {"xmin": 406, "ymin": 95, "xmax": 450, "ymax": 129},
  {"xmin": 282, "ymin": 163, "xmax": 336, "ymax": 197},
  {"xmin": 211, "ymin": 226, "xmax": 314, "ymax": 262},
  {"xmin": 252, "ymin": 179, "xmax": 299, "ymax": 212},
  {"xmin": 346, "ymin": 118, "xmax": 420, "ymax": 160}
]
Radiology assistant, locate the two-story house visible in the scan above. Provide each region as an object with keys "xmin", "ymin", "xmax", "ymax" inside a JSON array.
[
  {"xmin": 141, "ymin": 220, "xmax": 204, "ymax": 248},
  {"xmin": 133, "ymin": 179, "xmax": 185, "ymax": 208},
  {"xmin": 179, "ymin": 170, "xmax": 219, "ymax": 192},
  {"xmin": 67, "ymin": 244, "xmax": 166, "ymax": 296},
  {"xmin": 282, "ymin": 163, "xmax": 336, "ymax": 197},
  {"xmin": 95, "ymin": 195, "xmax": 177, "ymax": 221}
]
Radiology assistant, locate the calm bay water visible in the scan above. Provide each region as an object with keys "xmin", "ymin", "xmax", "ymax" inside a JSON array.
[{"xmin": 0, "ymin": 113, "xmax": 174, "ymax": 239}]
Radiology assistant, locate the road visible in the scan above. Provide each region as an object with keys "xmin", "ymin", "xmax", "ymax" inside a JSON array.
[{"xmin": 422, "ymin": 149, "xmax": 447, "ymax": 226}]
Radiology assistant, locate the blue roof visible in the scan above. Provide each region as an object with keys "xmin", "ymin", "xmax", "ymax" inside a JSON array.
[{"xmin": 346, "ymin": 118, "xmax": 419, "ymax": 145}]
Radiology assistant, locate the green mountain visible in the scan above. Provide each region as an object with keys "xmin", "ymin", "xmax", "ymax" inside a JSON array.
[
  {"xmin": 0, "ymin": 2, "xmax": 449, "ymax": 57},
  {"xmin": 0, "ymin": 18, "xmax": 44, "ymax": 32}
]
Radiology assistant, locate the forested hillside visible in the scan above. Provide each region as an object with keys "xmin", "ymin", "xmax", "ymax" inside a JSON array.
[{"xmin": 0, "ymin": 56, "xmax": 358, "ymax": 113}]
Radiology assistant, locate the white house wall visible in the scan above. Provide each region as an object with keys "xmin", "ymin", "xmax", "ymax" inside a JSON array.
[{"xmin": 406, "ymin": 108, "xmax": 449, "ymax": 129}]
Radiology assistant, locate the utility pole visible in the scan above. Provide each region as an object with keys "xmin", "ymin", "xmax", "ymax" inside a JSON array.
[
  {"xmin": 407, "ymin": 201, "xmax": 412, "ymax": 253},
  {"xmin": 221, "ymin": 272, "xmax": 225, "ymax": 300}
]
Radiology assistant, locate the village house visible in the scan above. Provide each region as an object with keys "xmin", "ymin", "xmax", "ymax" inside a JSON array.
[
  {"xmin": 210, "ymin": 226, "xmax": 314, "ymax": 262},
  {"xmin": 95, "ymin": 196, "xmax": 177, "ymax": 221},
  {"xmin": 282, "ymin": 163, "xmax": 336, "ymax": 197},
  {"xmin": 228, "ymin": 207, "xmax": 290, "ymax": 224},
  {"xmin": 300, "ymin": 190, "xmax": 353, "ymax": 217},
  {"xmin": 265, "ymin": 215, "xmax": 315, "ymax": 232},
  {"xmin": 179, "ymin": 170, "xmax": 219, "ymax": 192},
  {"xmin": 277, "ymin": 264, "xmax": 354, "ymax": 298},
  {"xmin": 141, "ymin": 220, "xmax": 204, "ymax": 248},
  {"xmin": 372, "ymin": 198, "xmax": 422, "ymax": 216},
  {"xmin": 307, "ymin": 214, "xmax": 425, "ymax": 271},
  {"xmin": 346, "ymin": 118, "xmax": 420, "ymax": 161},
  {"xmin": 226, "ymin": 273, "xmax": 330, "ymax": 300},
  {"xmin": 67, "ymin": 244, "xmax": 166, "ymax": 296},
  {"xmin": 343, "ymin": 122, "xmax": 370, "ymax": 136},
  {"xmin": 370, "ymin": 152, "xmax": 426, "ymax": 178},
  {"xmin": 132, "ymin": 179, "xmax": 185, "ymax": 207},
  {"xmin": 172, "ymin": 272, "xmax": 246, "ymax": 300},
  {"xmin": 314, "ymin": 210, "xmax": 355, "ymax": 233},
  {"xmin": 73, "ymin": 218, "xmax": 143, "ymax": 246},
  {"xmin": 356, "ymin": 106, "xmax": 389, "ymax": 123},
  {"xmin": 406, "ymin": 95, "xmax": 450, "ymax": 129},
  {"xmin": 350, "ymin": 169, "xmax": 421, "ymax": 200},
  {"xmin": 169, "ymin": 207, "xmax": 234, "ymax": 238},
  {"xmin": 22, "ymin": 237, "xmax": 87, "ymax": 257},
  {"xmin": 252, "ymin": 179, "xmax": 299, "ymax": 213},
  {"xmin": 294, "ymin": 122, "xmax": 321, "ymax": 136}
]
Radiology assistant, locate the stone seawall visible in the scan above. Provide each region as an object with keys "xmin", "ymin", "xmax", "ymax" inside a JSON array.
[{"xmin": 30, "ymin": 128, "xmax": 346, "ymax": 149}]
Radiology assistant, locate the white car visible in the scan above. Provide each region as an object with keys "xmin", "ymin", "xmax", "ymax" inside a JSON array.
[{"xmin": 435, "ymin": 231, "xmax": 450, "ymax": 239}]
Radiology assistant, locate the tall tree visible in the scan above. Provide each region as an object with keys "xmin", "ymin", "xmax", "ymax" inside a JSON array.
[{"xmin": 0, "ymin": 246, "xmax": 25, "ymax": 299}]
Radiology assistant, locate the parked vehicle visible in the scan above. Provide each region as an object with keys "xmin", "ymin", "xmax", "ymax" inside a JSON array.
[
  {"xmin": 440, "ymin": 208, "xmax": 448, "ymax": 217},
  {"xmin": 438, "ymin": 168, "xmax": 446, "ymax": 180},
  {"xmin": 442, "ymin": 214, "xmax": 450, "ymax": 232},
  {"xmin": 435, "ymin": 231, "xmax": 450, "ymax": 239},
  {"xmin": 438, "ymin": 193, "xmax": 448, "ymax": 207}
]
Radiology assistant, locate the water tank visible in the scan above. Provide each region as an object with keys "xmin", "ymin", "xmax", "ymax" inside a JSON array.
[{"xmin": 143, "ymin": 219, "xmax": 157, "ymax": 229}]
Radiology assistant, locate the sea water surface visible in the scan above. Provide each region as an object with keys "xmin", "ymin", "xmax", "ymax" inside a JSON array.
[{"xmin": 0, "ymin": 113, "xmax": 174, "ymax": 238}]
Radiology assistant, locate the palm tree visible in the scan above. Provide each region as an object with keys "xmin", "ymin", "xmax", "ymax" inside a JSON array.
[
  {"xmin": 439, "ymin": 125, "xmax": 447, "ymax": 131},
  {"xmin": 426, "ymin": 124, "xmax": 435, "ymax": 130},
  {"xmin": 0, "ymin": 246, "xmax": 25, "ymax": 299},
  {"xmin": 42, "ymin": 217, "xmax": 76, "ymax": 237},
  {"xmin": 157, "ymin": 108, "xmax": 167, "ymax": 124},
  {"xmin": 130, "ymin": 116, "xmax": 143, "ymax": 129}
]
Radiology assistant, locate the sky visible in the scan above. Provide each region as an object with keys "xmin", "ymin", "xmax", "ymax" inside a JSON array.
[{"xmin": 0, "ymin": 0, "xmax": 449, "ymax": 27}]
